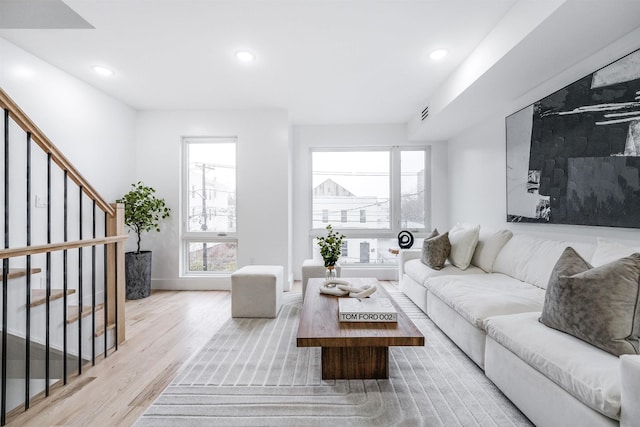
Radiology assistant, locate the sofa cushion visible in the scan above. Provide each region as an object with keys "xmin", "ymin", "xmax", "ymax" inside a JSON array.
[
  {"xmin": 420, "ymin": 231, "xmax": 450, "ymax": 270},
  {"xmin": 427, "ymin": 273, "xmax": 545, "ymax": 330},
  {"xmin": 485, "ymin": 312, "xmax": 621, "ymax": 419},
  {"xmin": 492, "ymin": 234, "xmax": 594, "ymax": 289},
  {"xmin": 403, "ymin": 259, "xmax": 484, "ymax": 288},
  {"xmin": 591, "ymin": 238, "xmax": 640, "ymax": 267},
  {"xmin": 471, "ymin": 229, "xmax": 513, "ymax": 273},
  {"xmin": 540, "ymin": 247, "xmax": 640, "ymax": 356},
  {"xmin": 447, "ymin": 223, "xmax": 480, "ymax": 270}
]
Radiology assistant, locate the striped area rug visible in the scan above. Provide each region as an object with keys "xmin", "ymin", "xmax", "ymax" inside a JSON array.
[{"xmin": 136, "ymin": 285, "xmax": 531, "ymax": 426}]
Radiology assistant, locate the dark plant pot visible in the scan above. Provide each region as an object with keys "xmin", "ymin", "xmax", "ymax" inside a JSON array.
[{"xmin": 125, "ymin": 251, "xmax": 152, "ymax": 300}]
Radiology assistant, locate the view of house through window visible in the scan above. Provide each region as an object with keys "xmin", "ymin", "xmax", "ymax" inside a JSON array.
[
  {"xmin": 312, "ymin": 151, "xmax": 390, "ymax": 229},
  {"xmin": 401, "ymin": 150, "xmax": 427, "ymax": 229},
  {"xmin": 182, "ymin": 137, "xmax": 237, "ymax": 274},
  {"xmin": 312, "ymin": 147, "xmax": 428, "ymax": 266}
]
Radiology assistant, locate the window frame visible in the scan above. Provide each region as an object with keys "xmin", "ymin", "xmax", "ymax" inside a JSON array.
[
  {"xmin": 309, "ymin": 145, "xmax": 431, "ymax": 265},
  {"xmin": 181, "ymin": 136, "xmax": 238, "ymax": 276}
]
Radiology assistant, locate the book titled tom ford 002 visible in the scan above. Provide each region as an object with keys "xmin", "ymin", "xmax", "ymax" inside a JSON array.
[{"xmin": 338, "ymin": 298, "xmax": 397, "ymax": 322}]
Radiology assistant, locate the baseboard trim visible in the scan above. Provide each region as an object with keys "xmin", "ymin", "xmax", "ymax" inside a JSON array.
[{"xmin": 152, "ymin": 277, "xmax": 231, "ymax": 291}]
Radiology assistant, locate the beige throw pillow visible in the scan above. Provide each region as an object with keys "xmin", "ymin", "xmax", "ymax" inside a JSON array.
[
  {"xmin": 540, "ymin": 247, "xmax": 640, "ymax": 356},
  {"xmin": 420, "ymin": 229, "xmax": 451, "ymax": 270},
  {"xmin": 471, "ymin": 229, "xmax": 513, "ymax": 273},
  {"xmin": 591, "ymin": 238, "xmax": 640, "ymax": 267},
  {"xmin": 447, "ymin": 223, "xmax": 480, "ymax": 270}
]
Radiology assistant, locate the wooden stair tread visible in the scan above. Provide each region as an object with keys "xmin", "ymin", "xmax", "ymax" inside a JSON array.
[
  {"xmin": 28, "ymin": 291, "xmax": 113, "ymax": 334},
  {"xmin": 95, "ymin": 322, "xmax": 116, "ymax": 337},
  {"xmin": 0, "ymin": 268, "xmax": 42, "ymax": 281},
  {"xmin": 66, "ymin": 303, "xmax": 105, "ymax": 324},
  {"xmin": 30, "ymin": 289, "xmax": 76, "ymax": 307}
]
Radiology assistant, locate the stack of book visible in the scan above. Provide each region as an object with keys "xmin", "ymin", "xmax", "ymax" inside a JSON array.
[{"xmin": 338, "ymin": 298, "xmax": 397, "ymax": 322}]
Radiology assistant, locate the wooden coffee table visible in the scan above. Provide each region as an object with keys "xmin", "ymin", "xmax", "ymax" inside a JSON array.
[{"xmin": 296, "ymin": 278, "xmax": 425, "ymax": 380}]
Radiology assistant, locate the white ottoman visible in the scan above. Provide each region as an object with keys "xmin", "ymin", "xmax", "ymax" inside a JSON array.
[
  {"xmin": 301, "ymin": 259, "xmax": 341, "ymax": 301},
  {"xmin": 231, "ymin": 265, "xmax": 284, "ymax": 318}
]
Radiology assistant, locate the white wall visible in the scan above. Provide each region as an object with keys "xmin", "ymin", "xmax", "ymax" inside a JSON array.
[
  {"xmin": 291, "ymin": 124, "xmax": 447, "ymax": 280},
  {"xmin": 0, "ymin": 37, "xmax": 135, "ymax": 303},
  {"xmin": 135, "ymin": 110, "xmax": 290, "ymax": 290},
  {"xmin": 0, "ymin": 37, "xmax": 136, "ymax": 202},
  {"xmin": 0, "ymin": 38, "xmax": 134, "ymax": 410},
  {"xmin": 447, "ymin": 27, "xmax": 640, "ymax": 245}
]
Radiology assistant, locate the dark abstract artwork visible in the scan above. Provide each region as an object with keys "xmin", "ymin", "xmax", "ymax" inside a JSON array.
[{"xmin": 506, "ymin": 48, "xmax": 640, "ymax": 228}]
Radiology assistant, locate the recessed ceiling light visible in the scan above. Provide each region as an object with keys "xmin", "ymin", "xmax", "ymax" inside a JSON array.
[
  {"xmin": 429, "ymin": 49, "xmax": 448, "ymax": 61},
  {"xmin": 235, "ymin": 50, "xmax": 255, "ymax": 62},
  {"xmin": 92, "ymin": 65, "xmax": 114, "ymax": 76}
]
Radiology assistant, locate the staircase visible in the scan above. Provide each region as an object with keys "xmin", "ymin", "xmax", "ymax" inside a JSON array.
[{"xmin": 0, "ymin": 87, "xmax": 127, "ymax": 425}]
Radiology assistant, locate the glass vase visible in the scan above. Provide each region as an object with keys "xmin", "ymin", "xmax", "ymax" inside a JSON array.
[{"xmin": 325, "ymin": 266, "xmax": 337, "ymax": 281}]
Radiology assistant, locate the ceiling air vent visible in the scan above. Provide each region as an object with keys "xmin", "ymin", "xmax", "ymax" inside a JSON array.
[{"xmin": 421, "ymin": 105, "xmax": 429, "ymax": 121}]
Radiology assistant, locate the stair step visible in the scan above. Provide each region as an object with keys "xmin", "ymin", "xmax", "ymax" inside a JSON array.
[
  {"xmin": 27, "ymin": 291, "xmax": 113, "ymax": 336},
  {"xmin": 67, "ymin": 305, "xmax": 115, "ymax": 337},
  {"xmin": 66, "ymin": 304, "xmax": 104, "ymax": 324},
  {"xmin": 0, "ymin": 268, "xmax": 42, "ymax": 281},
  {"xmin": 30, "ymin": 289, "xmax": 76, "ymax": 307},
  {"xmin": 95, "ymin": 321, "xmax": 116, "ymax": 338}
]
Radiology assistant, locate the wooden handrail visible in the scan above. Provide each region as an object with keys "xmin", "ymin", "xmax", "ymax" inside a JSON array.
[
  {"xmin": 0, "ymin": 235, "xmax": 129, "ymax": 259},
  {"xmin": 0, "ymin": 87, "xmax": 114, "ymax": 216}
]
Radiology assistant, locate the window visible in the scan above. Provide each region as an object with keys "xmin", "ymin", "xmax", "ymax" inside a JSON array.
[
  {"xmin": 400, "ymin": 150, "xmax": 427, "ymax": 229},
  {"xmin": 312, "ymin": 150, "xmax": 390, "ymax": 229},
  {"xmin": 182, "ymin": 137, "xmax": 237, "ymax": 274},
  {"xmin": 311, "ymin": 147, "xmax": 429, "ymax": 266}
]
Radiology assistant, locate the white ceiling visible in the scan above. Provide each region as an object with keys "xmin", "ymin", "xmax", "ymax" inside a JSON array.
[
  {"xmin": 0, "ymin": 0, "xmax": 517, "ymax": 124},
  {"xmin": 1, "ymin": 0, "xmax": 640, "ymax": 137},
  {"xmin": 0, "ymin": 0, "xmax": 93, "ymax": 29}
]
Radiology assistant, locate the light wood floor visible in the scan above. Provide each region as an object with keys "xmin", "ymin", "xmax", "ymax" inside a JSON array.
[{"xmin": 6, "ymin": 285, "xmax": 258, "ymax": 427}]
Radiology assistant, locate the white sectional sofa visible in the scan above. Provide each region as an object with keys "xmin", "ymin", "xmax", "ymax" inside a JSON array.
[{"xmin": 398, "ymin": 230, "xmax": 640, "ymax": 427}]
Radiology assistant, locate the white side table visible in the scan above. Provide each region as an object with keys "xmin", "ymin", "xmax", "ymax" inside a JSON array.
[{"xmin": 231, "ymin": 265, "xmax": 284, "ymax": 318}]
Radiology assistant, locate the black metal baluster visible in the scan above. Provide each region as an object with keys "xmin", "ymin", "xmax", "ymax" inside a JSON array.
[
  {"xmin": 63, "ymin": 172, "xmax": 68, "ymax": 384},
  {"xmin": 45, "ymin": 153, "xmax": 51, "ymax": 396},
  {"xmin": 2, "ymin": 108, "xmax": 9, "ymax": 426},
  {"xmin": 114, "ymin": 240, "xmax": 118, "ymax": 351},
  {"xmin": 78, "ymin": 187, "xmax": 83, "ymax": 375},
  {"xmin": 0, "ymin": 263, "xmax": 6, "ymax": 427},
  {"xmin": 91, "ymin": 201, "xmax": 96, "ymax": 365},
  {"xmin": 103, "ymin": 214, "xmax": 108, "ymax": 358},
  {"xmin": 25, "ymin": 132, "xmax": 32, "ymax": 410}
]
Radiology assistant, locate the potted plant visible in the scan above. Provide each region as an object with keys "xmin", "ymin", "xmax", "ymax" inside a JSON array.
[
  {"xmin": 317, "ymin": 224, "xmax": 346, "ymax": 279},
  {"xmin": 117, "ymin": 182, "xmax": 170, "ymax": 299}
]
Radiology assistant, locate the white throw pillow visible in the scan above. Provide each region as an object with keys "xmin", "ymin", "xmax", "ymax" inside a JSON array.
[
  {"xmin": 493, "ymin": 235, "xmax": 595, "ymax": 289},
  {"xmin": 471, "ymin": 229, "xmax": 513, "ymax": 273},
  {"xmin": 447, "ymin": 223, "xmax": 480, "ymax": 270},
  {"xmin": 591, "ymin": 238, "xmax": 640, "ymax": 267}
]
